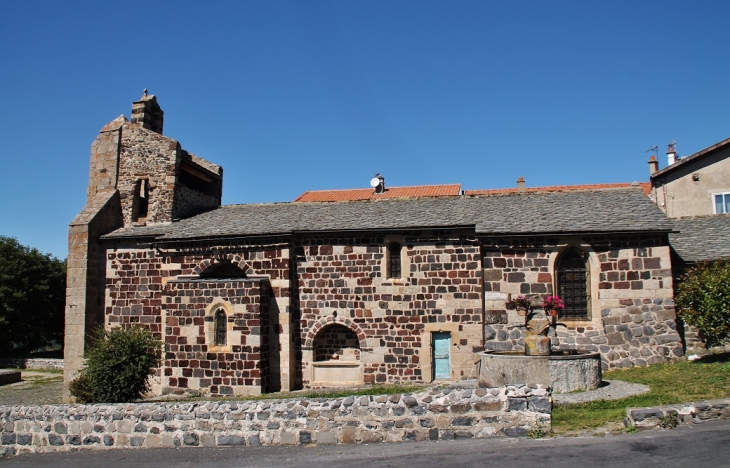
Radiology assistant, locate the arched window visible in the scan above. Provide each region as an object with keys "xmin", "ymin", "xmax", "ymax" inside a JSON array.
[
  {"xmin": 556, "ymin": 249, "xmax": 590, "ymax": 320},
  {"xmin": 387, "ymin": 242, "xmax": 402, "ymax": 278},
  {"xmin": 214, "ymin": 309, "xmax": 227, "ymax": 346}
]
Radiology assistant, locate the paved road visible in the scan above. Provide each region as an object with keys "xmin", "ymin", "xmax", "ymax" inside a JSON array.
[{"xmin": 3, "ymin": 419, "xmax": 729, "ymax": 468}]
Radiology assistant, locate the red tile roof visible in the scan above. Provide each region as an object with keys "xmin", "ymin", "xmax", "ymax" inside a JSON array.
[
  {"xmin": 464, "ymin": 182, "xmax": 651, "ymax": 197},
  {"xmin": 294, "ymin": 184, "xmax": 462, "ymax": 202}
]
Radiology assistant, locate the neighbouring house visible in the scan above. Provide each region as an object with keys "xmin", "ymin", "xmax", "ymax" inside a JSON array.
[
  {"xmin": 649, "ymin": 140, "xmax": 730, "ymax": 218},
  {"xmin": 64, "ymin": 95, "xmax": 684, "ymax": 401},
  {"xmin": 649, "ymin": 138, "xmax": 730, "ymax": 279},
  {"xmin": 644, "ymin": 139, "xmax": 730, "ymax": 347},
  {"xmin": 645, "ymin": 140, "xmax": 730, "ymax": 272}
]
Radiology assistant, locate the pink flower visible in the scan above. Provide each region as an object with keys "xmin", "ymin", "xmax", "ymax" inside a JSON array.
[{"xmin": 542, "ymin": 295, "xmax": 565, "ymax": 310}]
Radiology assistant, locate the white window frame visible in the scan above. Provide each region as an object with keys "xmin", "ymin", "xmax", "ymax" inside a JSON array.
[{"xmin": 712, "ymin": 192, "xmax": 730, "ymax": 214}]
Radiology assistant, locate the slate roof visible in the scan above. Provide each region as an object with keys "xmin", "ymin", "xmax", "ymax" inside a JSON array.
[
  {"xmin": 294, "ymin": 184, "xmax": 462, "ymax": 202},
  {"xmin": 103, "ymin": 187, "xmax": 672, "ymax": 241},
  {"xmin": 669, "ymin": 215, "xmax": 730, "ymax": 263}
]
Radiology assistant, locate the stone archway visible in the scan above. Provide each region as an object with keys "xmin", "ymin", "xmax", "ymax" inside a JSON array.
[
  {"xmin": 304, "ymin": 317, "xmax": 367, "ymax": 350},
  {"xmin": 192, "ymin": 254, "xmax": 250, "ymax": 277},
  {"xmin": 313, "ymin": 323, "xmax": 361, "ymax": 362},
  {"xmin": 304, "ymin": 318, "xmax": 365, "ymax": 387}
]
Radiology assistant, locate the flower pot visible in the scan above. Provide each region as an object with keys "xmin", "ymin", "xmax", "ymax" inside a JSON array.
[
  {"xmin": 516, "ymin": 307, "xmax": 527, "ymax": 316},
  {"xmin": 547, "ymin": 309, "xmax": 559, "ymax": 317}
]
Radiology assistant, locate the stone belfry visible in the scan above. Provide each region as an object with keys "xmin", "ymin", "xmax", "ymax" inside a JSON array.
[
  {"xmin": 64, "ymin": 93, "xmax": 222, "ymax": 401},
  {"xmin": 130, "ymin": 89, "xmax": 164, "ymax": 134}
]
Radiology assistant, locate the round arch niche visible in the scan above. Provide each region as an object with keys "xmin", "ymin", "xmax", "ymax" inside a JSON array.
[
  {"xmin": 310, "ymin": 323, "xmax": 363, "ymax": 386},
  {"xmin": 313, "ymin": 323, "xmax": 361, "ymax": 362}
]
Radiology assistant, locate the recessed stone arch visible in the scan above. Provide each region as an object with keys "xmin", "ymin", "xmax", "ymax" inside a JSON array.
[
  {"xmin": 193, "ymin": 254, "xmax": 250, "ymax": 277},
  {"xmin": 305, "ymin": 317, "xmax": 365, "ymax": 386},
  {"xmin": 312, "ymin": 323, "xmax": 361, "ymax": 362},
  {"xmin": 303, "ymin": 317, "xmax": 367, "ymax": 350},
  {"xmin": 547, "ymin": 240, "xmax": 600, "ymax": 324}
]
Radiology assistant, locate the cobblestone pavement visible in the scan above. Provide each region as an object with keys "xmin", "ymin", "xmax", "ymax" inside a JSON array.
[
  {"xmin": 553, "ymin": 380, "xmax": 650, "ymax": 406},
  {"xmin": 0, "ymin": 370, "xmax": 63, "ymax": 406}
]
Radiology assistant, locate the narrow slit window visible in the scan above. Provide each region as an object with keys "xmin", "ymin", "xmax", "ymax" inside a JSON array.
[
  {"xmin": 214, "ymin": 309, "xmax": 227, "ymax": 346},
  {"xmin": 388, "ymin": 242, "xmax": 402, "ymax": 278},
  {"xmin": 133, "ymin": 179, "xmax": 149, "ymax": 221}
]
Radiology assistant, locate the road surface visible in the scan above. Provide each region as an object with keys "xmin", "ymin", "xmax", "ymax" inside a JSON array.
[{"xmin": 3, "ymin": 419, "xmax": 729, "ymax": 467}]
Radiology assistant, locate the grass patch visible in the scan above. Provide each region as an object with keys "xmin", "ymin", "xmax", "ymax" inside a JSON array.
[
  {"xmin": 151, "ymin": 383, "xmax": 428, "ymax": 403},
  {"xmin": 291, "ymin": 383, "xmax": 427, "ymax": 399},
  {"xmin": 29, "ymin": 375, "xmax": 63, "ymax": 388},
  {"xmin": 552, "ymin": 352, "xmax": 730, "ymax": 434}
]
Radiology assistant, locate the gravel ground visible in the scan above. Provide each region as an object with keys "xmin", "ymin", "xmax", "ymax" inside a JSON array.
[
  {"xmin": 553, "ymin": 380, "xmax": 650, "ymax": 406},
  {"xmin": 0, "ymin": 373, "xmax": 649, "ymax": 408},
  {"xmin": 0, "ymin": 370, "xmax": 63, "ymax": 406}
]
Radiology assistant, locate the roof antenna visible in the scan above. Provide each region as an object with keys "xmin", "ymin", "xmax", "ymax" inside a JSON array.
[{"xmin": 644, "ymin": 145, "xmax": 658, "ymax": 157}]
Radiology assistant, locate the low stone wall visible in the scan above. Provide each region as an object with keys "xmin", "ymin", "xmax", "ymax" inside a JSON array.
[
  {"xmin": 0, "ymin": 384, "xmax": 550, "ymax": 457},
  {"xmin": 625, "ymin": 398, "xmax": 730, "ymax": 430},
  {"xmin": 0, "ymin": 359, "xmax": 64, "ymax": 370},
  {"xmin": 0, "ymin": 371, "xmax": 21, "ymax": 386}
]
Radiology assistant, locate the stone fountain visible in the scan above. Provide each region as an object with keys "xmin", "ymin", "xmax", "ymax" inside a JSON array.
[{"xmin": 478, "ymin": 303, "xmax": 602, "ymax": 394}]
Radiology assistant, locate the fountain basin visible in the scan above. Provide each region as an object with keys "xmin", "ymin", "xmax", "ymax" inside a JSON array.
[{"xmin": 478, "ymin": 350, "xmax": 602, "ymax": 394}]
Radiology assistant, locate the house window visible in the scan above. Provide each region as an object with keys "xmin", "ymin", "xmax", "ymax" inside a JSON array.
[
  {"xmin": 713, "ymin": 193, "xmax": 730, "ymax": 214},
  {"xmin": 214, "ymin": 309, "xmax": 227, "ymax": 346},
  {"xmin": 556, "ymin": 249, "xmax": 589, "ymax": 320},
  {"xmin": 387, "ymin": 242, "xmax": 402, "ymax": 278}
]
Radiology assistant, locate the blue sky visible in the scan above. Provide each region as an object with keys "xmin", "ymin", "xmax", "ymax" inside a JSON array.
[{"xmin": 2, "ymin": 1, "xmax": 730, "ymax": 258}]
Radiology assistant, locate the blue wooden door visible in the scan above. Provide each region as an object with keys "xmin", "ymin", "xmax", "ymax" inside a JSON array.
[{"xmin": 432, "ymin": 332, "xmax": 451, "ymax": 379}]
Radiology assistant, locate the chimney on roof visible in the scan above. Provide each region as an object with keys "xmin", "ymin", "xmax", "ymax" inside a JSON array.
[
  {"xmin": 131, "ymin": 89, "xmax": 164, "ymax": 134},
  {"xmin": 516, "ymin": 176, "xmax": 525, "ymax": 193},
  {"xmin": 648, "ymin": 155, "xmax": 659, "ymax": 175},
  {"xmin": 666, "ymin": 143, "xmax": 677, "ymax": 166}
]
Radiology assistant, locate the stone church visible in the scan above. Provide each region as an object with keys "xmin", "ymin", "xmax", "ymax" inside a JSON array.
[{"xmin": 64, "ymin": 95, "xmax": 683, "ymax": 400}]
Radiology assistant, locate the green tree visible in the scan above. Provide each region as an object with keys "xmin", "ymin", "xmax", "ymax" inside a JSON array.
[
  {"xmin": 0, "ymin": 236, "xmax": 66, "ymax": 355},
  {"xmin": 70, "ymin": 326, "xmax": 161, "ymax": 403},
  {"xmin": 675, "ymin": 258, "xmax": 730, "ymax": 348}
]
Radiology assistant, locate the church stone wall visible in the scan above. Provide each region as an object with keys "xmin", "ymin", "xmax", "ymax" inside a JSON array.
[
  {"xmin": 103, "ymin": 243, "xmax": 293, "ymax": 395},
  {"xmin": 295, "ymin": 231, "xmax": 483, "ymax": 387},
  {"xmin": 482, "ymin": 236, "xmax": 683, "ymax": 369},
  {"xmin": 172, "ymin": 183, "xmax": 219, "ymax": 219},
  {"xmin": 163, "ymin": 280, "xmax": 269, "ymax": 396}
]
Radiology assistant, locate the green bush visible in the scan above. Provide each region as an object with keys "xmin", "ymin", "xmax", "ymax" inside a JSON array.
[
  {"xmin": 675, "ymin": 259, "xmax": 730, "ymax": 348},
  {"xmin": 70, "ymin": 326, "xmax": 160, "ymax": 403}
]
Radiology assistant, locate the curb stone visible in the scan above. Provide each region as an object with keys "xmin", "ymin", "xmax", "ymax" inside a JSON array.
[{"xmin": 624, "ymin": 398, "xmax": 730, "ymax": 430}]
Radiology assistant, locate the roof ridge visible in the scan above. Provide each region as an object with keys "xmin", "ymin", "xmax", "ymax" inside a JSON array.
[
  {"xmin": 299, "ymin": 183, "xmax": 461, "ymax": 194},
  {"xmin": 464, "ymin": 182, "xmax": 649, "ymax": 197}
]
